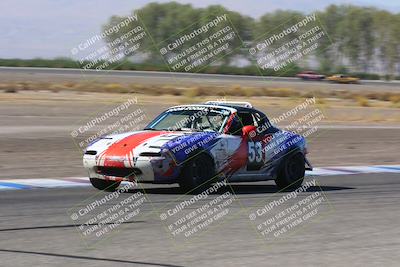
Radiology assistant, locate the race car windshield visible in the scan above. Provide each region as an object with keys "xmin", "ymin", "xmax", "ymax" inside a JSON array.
[{"xmin": 145, "ymin": 107, "xmax": 229, "ymax": 132}]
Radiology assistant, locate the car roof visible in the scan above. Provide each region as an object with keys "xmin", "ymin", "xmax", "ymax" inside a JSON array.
[
  {"xmin": 217, "ymin": 104, "xmax": 256, "ymax": 112},
  {"xmin": 167, "ymin": 103, "xmax": 261, "ymax": 114},
  {"xmin": 167, "ymin": 104, "xmax": 237, "ymax": 113},
  {"xmin": 203, "ymin": 103, "xmax": 265, "ymax": 115}
]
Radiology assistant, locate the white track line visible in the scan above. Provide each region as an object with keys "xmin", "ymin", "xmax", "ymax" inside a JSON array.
[{"xmin": 0, "ymin": 165, "xmax": 400, "ymax": 191}]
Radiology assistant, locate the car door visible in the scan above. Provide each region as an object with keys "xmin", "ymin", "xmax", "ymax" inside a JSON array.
[
  {"xmin": 245, "ymin": 112, "xmax": 268, "ymax": 172},
  {"xmin": 223, "ymin": 111, "xmax": 266, "ymax": 176},
  {"xmin": 244, "ymin": 110, "xmax": 281, "ymax": 173}
]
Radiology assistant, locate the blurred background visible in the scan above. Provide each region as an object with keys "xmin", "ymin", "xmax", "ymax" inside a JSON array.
[{"xmin": 1, "ymin": 0, "xmax": 399, "ymax": 79}]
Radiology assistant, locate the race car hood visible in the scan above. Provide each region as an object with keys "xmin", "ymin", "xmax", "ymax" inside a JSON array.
[
  {"xmin": 161, "ymin": 131, "xmax": 221, "ymax": 164},
  {"xmin": 87, "ymin": 130, "xmax": 220, "ymax": 167}
]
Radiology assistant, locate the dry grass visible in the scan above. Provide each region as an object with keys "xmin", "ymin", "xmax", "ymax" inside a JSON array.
[
  {"xmin": 316, "ymin": 98, "xmax": 326, "ymax": 105},
  {"xmin": 355, "ymin": 96, "xmax": 370, "ymax": 107},
  {"xmin": 1, "ymin": 89, "xmax": 399, "ymax": 124},
  {"xmin": 389, "ymin": 95, "xmax": 400, "ymax": 104},
  {"xmin": 4, "ymin": 88, "xmax": 18, "ymax": 93},
  {"xmin": 1, "ymin": 81, "xmax": 400, "ymax": 108}
]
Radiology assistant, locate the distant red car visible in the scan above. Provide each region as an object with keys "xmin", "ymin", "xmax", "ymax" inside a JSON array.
[{"xmin": 296, "ymin": 71, "xmax": 325, "ymax": 80}]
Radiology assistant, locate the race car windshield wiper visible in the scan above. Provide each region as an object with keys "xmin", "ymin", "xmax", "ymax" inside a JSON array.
[
  {"xmin": 145, "ymin": 128, "xmax": 180, "ymax": 131},
  {"xmin": 174, "ymin": 127, "xmax": 200, "ymax": 132}
]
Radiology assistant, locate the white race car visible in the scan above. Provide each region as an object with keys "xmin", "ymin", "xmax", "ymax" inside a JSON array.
[{"xmin": 83, "ymin": 101, "xmax": 312, "ymax": 192}]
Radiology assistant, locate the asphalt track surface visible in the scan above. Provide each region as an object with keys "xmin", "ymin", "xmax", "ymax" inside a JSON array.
[
  {"xmin": 1, "ymin": 66, "xmax": 400, "ymax": 88},
  {"xmin": 1, "ymin": 172, "xmax": 400, "ymax": 267}
]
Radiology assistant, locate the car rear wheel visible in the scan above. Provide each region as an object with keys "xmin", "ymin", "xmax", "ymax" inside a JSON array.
[
  {"xmin": 179, "ymin": 153, "xmax": 215, "ymax": 194},
  {"xmin": 90, "ymin": 178, "xmax": 121, "ymax": 191},
  {"xmin": 275, "ymin": 152, "xmax": 305, "ymax": 191}
]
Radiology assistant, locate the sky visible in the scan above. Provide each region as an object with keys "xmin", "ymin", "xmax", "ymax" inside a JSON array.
[{"xmin": 1, "ymin": 0, "xmax": 399, "ymax": 59}]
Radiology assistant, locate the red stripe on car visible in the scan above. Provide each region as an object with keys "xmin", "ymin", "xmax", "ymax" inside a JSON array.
[{"xmin": 101, "ymin": 131, "xmax": 167, "ymax": 167}]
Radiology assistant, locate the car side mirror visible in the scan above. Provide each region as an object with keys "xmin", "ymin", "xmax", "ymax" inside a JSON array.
[{"xmin": 242, "ymin": 125, "xmax": 257, "ymax": 139}]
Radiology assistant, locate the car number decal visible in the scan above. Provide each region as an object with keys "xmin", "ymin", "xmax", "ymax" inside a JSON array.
[{"xmin": 247, "ymin": 141, "xmax": 265, "ymax": 170}]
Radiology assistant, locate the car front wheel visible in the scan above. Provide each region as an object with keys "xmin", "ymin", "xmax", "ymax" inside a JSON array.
[
  {"xmin": 179, "ymin": 153, "xmax": 215, "ymax": 194},
  {"xmin": 90, "ymin": 178, "xmax": 121, "ymax": 191}
]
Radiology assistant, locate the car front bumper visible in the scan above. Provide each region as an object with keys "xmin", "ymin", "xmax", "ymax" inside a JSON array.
[{"xmin": 83, "ymin": 155, "xmax": 155, "ymax": 182}]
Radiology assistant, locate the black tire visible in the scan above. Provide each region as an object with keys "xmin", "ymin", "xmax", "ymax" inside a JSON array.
[
  {"xmin": 90, "ymin": 178, "xmax": 121, "ymax": 191},
  {"xmin": 275, "ymin": 152, "xmax": 305, "ymax": 191},
  {"xmin": 179, "ymin": 153, "xmax": 215, "ymax": 194}
]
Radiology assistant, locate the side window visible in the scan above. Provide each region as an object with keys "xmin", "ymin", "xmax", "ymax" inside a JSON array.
[
  {"xmin": 252, "ymin": 112, "xmax": 261, "ymax": 127},
  {"xmin": 254, "ymin": 111, "xmax": 277, "ymax": 134},
  {"xmin": 227, "ymin": 112, "xmax": 255, "ymax": 136},
  {"xmin": 226, "ymin": 116, "xmax": 242, "ymax": 136},
  {"xmin": 253, "ymin": 111, "xmax": 268, "ymax": 127},
  {"xmin": 237, "ymin": 112, "xmax": 255, "ymax": 127}
]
